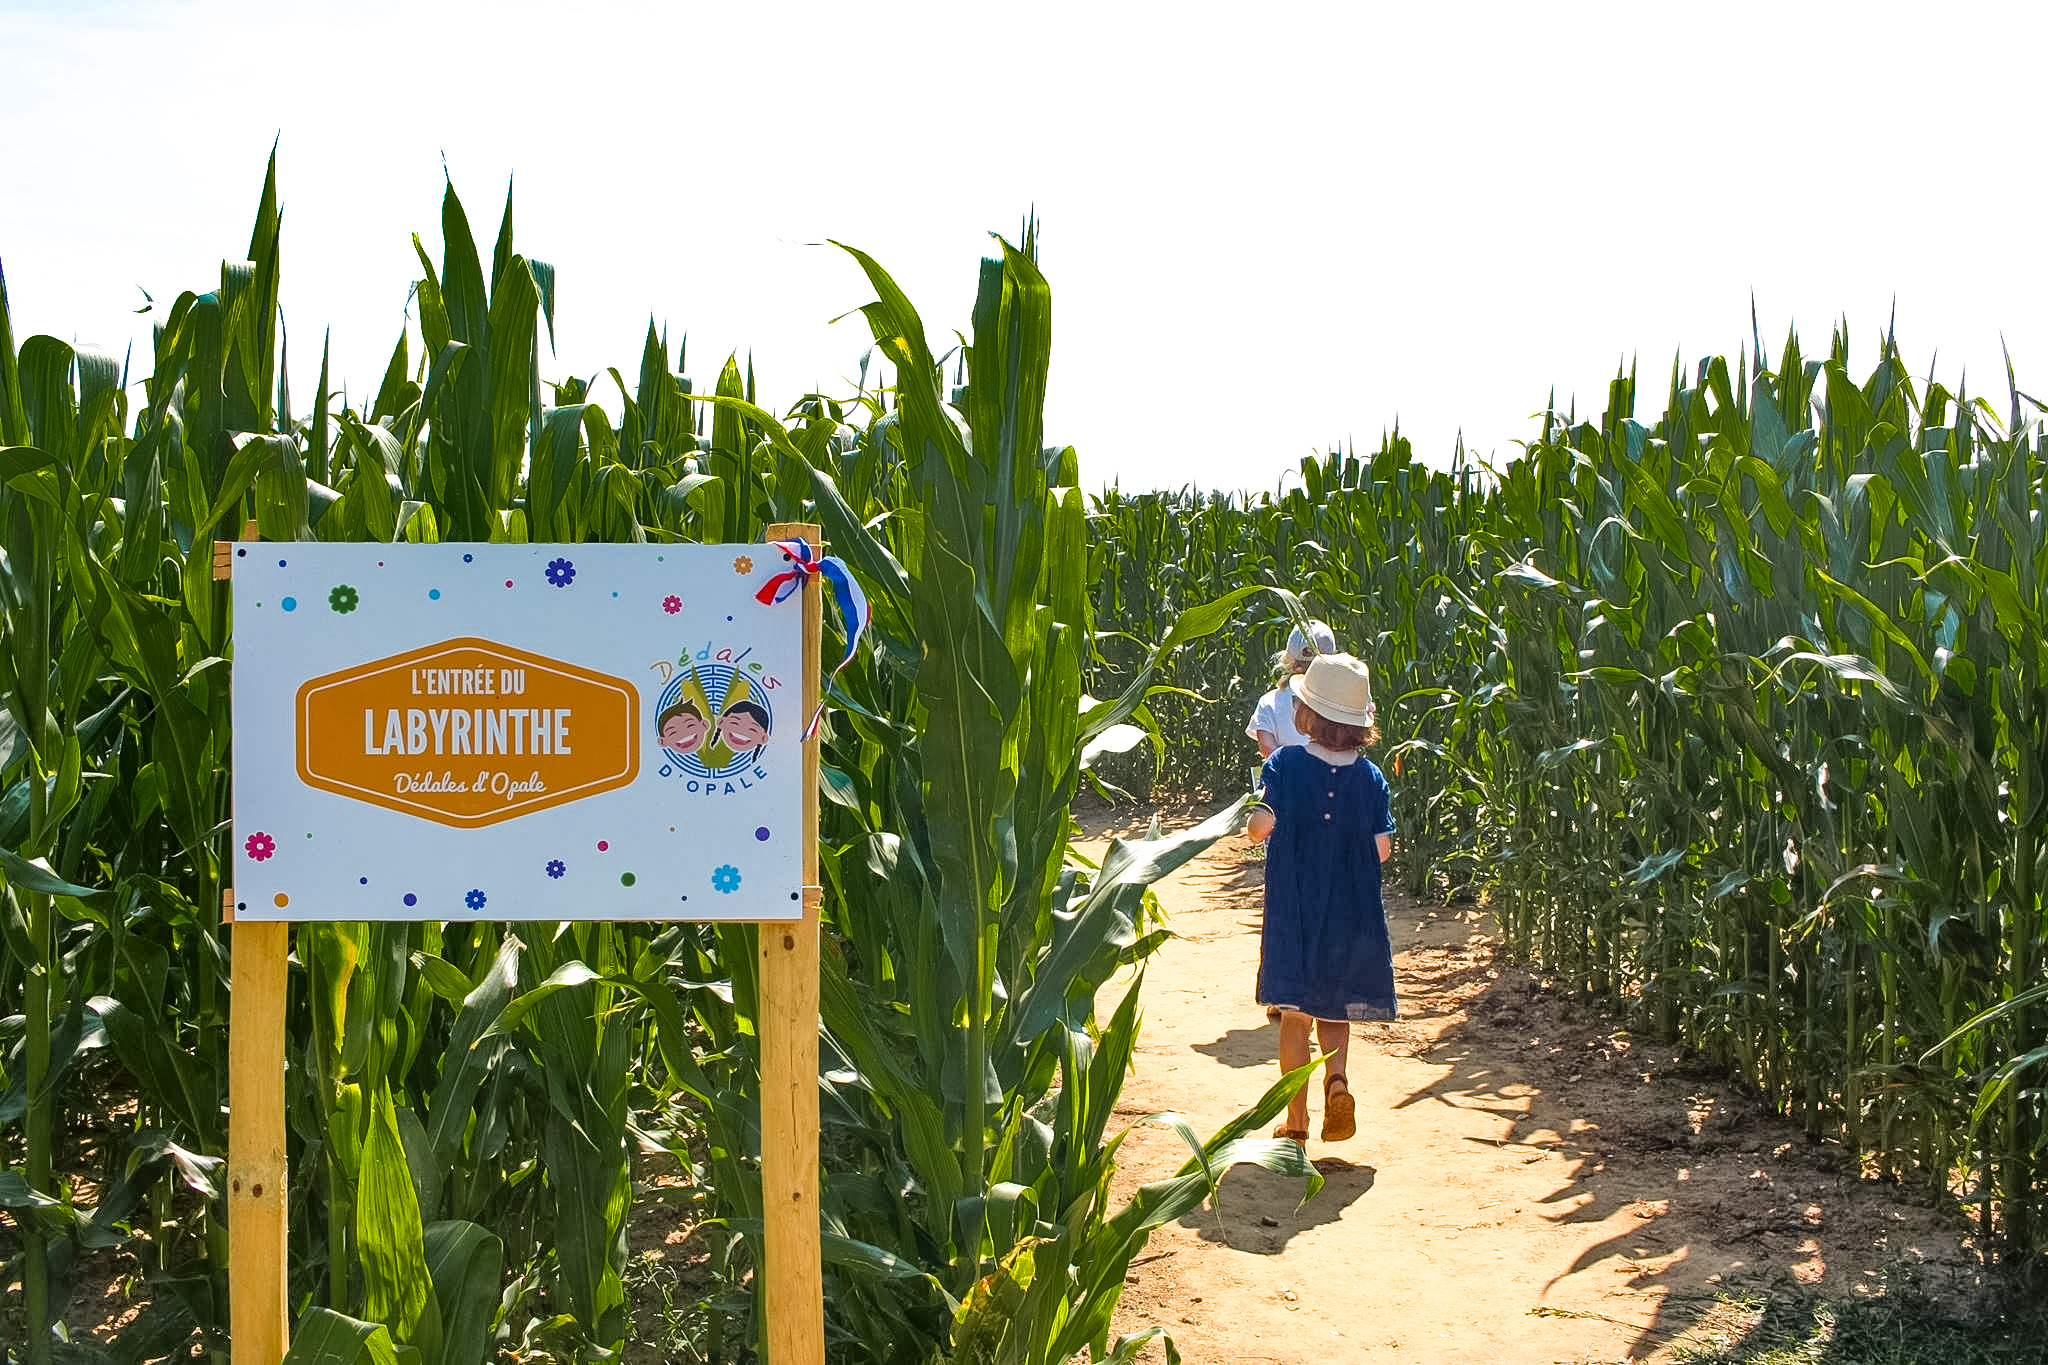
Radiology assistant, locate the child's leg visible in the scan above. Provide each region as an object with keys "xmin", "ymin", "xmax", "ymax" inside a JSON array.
[
  {"xmin": 1315, "ymin": 1017, "xmax": 1351, "ymax": 1089},
  {"xmin": 1316, "ymin": 1017, "xmax": 1357, "ymax": 1142},
  {"xmin": 1278, "ymin": 1010, "xmax": 1313, "ymax": 1133}
]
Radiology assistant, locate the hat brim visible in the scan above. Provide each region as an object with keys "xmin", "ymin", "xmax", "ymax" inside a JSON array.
[{"xmin": 1288, "ymin": 672, "xmax": 1374, "ymax": 727}]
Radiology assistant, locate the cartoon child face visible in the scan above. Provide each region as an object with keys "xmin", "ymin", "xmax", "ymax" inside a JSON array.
[
  {"xmin": 717, "ymin": 703, "xmax": 769, "ymax": 753},
  {"xmin": 659, "ymin": 708, "xmax": 708, "ymax": 754}
]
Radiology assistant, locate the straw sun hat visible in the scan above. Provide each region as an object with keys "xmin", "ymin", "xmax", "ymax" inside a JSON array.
[{"xmin": 1288, "ymin": 652, "xmax": 1375, "ymax": 727}]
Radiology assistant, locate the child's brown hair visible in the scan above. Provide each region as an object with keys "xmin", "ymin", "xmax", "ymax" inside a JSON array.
[
  {"xmin": 1295, "ymin": 699, "xmax": 1378, "ymax": 751},
  {"xmin": 657, "ymin": 698, "xmax": 705, "ymax": 730}
]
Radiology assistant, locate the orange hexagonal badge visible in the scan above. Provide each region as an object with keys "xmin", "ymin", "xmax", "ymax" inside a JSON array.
[{"xmin": 295, "ymin": 637, "xmax": 639, "ymax": 827}]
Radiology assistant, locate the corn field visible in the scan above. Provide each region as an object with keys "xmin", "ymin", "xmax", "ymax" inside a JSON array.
[
  {"xmin": 1087, "ymin": 344, "xmax": 2048, "ymax": 1270},
  {"xmin": 3, "ymin": 152, "xmax": 2046, "ymax": 1365},
  {"xmin": 0, "ymin": 157, "xmax": 1324, "ymax": 1365}
]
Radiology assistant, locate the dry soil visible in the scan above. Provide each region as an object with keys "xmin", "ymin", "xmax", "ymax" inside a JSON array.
[{"xmin": 1085, "ymin": 810, "xmax": 1989, "ymax": 1365}]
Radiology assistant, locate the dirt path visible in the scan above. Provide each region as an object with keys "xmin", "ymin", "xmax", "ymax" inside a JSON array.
[{"xmin": 1084, "ymin": 812, "xmax": 1986, "ymax": 1364}]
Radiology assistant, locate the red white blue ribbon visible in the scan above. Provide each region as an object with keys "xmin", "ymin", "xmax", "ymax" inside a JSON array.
[{"xmin": 755, "ymin": 537, "xmax": 871, "ymax": 738}]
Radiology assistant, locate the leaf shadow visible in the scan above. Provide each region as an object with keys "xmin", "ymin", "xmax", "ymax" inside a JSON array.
[
  {"xmin": 1177, "ymin": 1158, "xmax": 1377, "ymax": 1254},
  {"xmin": 1190, "ymin": 1021, "xmax": 1279, "ymax": 1070}
]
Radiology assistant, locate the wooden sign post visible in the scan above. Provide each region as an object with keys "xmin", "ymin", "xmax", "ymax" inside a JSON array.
[
  {"xmin": 221, "ymin": 525, "xmax": 826, "ymax": 1365},
  {"xmin": 225, "ymin": 916, "xmax": 290, "ymax": 1364},
  {"xmin": 758, "ymin": 521, "xmax": 826, "ymax": 1365},
  {"xmin": 220, "ymin": 522, "xmax": 290, "ymax": 1365}
]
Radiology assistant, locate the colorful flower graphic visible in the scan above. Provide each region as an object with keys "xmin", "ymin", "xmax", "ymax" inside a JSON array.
[
  {"xmin": 464, "ymin": 888, "xmax": 488, "ymax": 911},
  {"xmin": 732, "ymin": 555, "xmax": 754, "ymax": 575},
  {"xmin": 545, "ymin": 557, "xmax": 576, "ymax": 587},
  {"xmin": 711, "ymin": 864, "xmax": 743, "ymax": 894},
  {"xmin": 662, "ymin": 594, "xmax": 683, "ymax": 614},
  {"xmin": 329, "ymin": 583, "xmax": 359, "ymax": 613},
  {"xmin": 244, "ymin": 831, "xmax": 276, "ymax": 862},
  {"xmin": 546, "ymin": 859, "xmax": 566, "ymax": 879}
]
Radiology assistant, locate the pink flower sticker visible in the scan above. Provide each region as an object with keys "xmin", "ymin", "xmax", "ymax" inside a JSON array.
[
  {"xmin": 245, "ymin": 832, "xmax": 276, "ymax": 862},
  {"xmin": 663, "ymin": 595, "xmax": 683, "ymax": 614}
]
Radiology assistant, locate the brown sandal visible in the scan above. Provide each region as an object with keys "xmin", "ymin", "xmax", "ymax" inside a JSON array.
[
  {"xmin": 1321, "ymin": 1075, "xmax": 1356, "ymax": 1142},
  {"xmin": 1272, "ymin": 1123, "xmax": 1309, "ymax": 1149}
]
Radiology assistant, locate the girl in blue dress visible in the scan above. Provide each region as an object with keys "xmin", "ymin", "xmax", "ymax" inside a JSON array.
[{"xmin": 1246, "ymin": 651, "xmax": 1396, "ymax": 1146}]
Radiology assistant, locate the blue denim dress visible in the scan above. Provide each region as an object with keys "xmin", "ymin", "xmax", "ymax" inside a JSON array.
[{"xmin": 1256, "ymin": 745, "xmax": 1398, "ymax": 1021}]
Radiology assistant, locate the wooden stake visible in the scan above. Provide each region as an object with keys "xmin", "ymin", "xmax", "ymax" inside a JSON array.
[
  {"xmin": 758, "ymin": 522, "xmax": 824, "ymax": 1365},
  {"xmin": 225, "ymin": 521, "xmax": 290, "ymax": 1365},
  {"xmin": 228, "ymin": 919, "xmax": 290, "ymax": 1364}
]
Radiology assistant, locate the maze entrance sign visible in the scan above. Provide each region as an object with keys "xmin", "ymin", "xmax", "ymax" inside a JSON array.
[{"xmin": 222, "ymin": 526, "xmax": 826, "ymax": 1364}]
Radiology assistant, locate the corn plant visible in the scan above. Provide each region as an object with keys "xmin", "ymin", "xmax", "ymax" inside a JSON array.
[
  {"xmin": 1, "ymin": 157, "xmax": 1323, "ymax": 1365},
  {"xmin": 653, "ymin": 232, "xmax": 1324, "ymax": 1364}
]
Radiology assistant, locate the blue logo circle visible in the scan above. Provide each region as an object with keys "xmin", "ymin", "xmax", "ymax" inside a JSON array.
[{"xmin": 653, "ymin": 661, "xmax": 773, "ymax": 780}]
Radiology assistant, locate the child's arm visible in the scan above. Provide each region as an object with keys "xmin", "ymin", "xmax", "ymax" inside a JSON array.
[
  {"xmin": 1246, "ymin": 749, "xmax": 1283, "ymax": 843},
  {"xmin": 1370, "ymin": 761, "xmax": 1396, "ymax": 864},
  {"xmin": 1247, "ymin": 691, "xmax": 1279, "ymax": 758}
]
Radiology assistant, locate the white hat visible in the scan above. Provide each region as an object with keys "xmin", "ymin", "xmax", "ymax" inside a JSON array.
[
  {"xmin": 1288, "ymin": 652, "xmax": 1375, "ymax": 727},
  {"xmin": 1284, "ymin": 619, "xmax": 1338, "ymax": 667}
]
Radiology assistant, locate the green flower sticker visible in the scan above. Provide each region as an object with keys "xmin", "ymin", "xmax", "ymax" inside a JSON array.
[{"xmin": 329, "ymin": 584, "xmax": 360, "ymax": 614}]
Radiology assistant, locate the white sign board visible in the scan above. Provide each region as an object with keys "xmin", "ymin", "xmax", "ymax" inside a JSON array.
[{"xmin": 230, "ymin": 543, "xmax": 805, "ymax": 920}]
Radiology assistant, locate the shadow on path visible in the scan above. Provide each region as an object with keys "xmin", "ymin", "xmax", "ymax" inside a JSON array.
[
  {"xmin": 1190, "ymin": 1023, "xmax": 1278, "ymax": 1069},
  {"xmin": 1376, "ymin": 888, "xmax": 1997, "ymax": 1362},
  {"xmin": 1177, "ymin": 1159, "xmax": 1378, "ymax": 1254}
]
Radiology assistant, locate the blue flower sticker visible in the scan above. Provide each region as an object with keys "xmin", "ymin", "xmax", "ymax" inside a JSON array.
[
  {"xmin": 711, "ymin": 864, "xmax": 742, "ymax": 895},
  {"xmin": 546, "ymin": 859, "xmax": 565, "ymax": 879},
  {"xmin": 545, "ymin": 557, "xmax": 576, "ymax": 587},
  {"xmin": 464, "ymin": 888, "xmax": 487, "ymax": 911}
]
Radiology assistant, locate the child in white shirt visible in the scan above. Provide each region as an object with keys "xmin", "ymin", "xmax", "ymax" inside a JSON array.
[{"xmin": 1246, "ymin": 620, "xmax": 1338, "ymax": 757}]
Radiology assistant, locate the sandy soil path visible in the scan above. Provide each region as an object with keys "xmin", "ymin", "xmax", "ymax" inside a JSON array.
[{"xmin": 1084, "ymin": 811, "xmax": 1983, "ymax": 1365}]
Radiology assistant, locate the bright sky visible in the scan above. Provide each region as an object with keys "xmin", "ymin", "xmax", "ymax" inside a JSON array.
[{"xmin": 5, "ymin": 0, "xmax": 2045, "ymax": 494}]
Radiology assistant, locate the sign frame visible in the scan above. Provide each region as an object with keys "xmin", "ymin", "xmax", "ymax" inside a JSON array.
[{"xmin": 221, "ymin": 522, "xmax": 826, "ymax": 1365}]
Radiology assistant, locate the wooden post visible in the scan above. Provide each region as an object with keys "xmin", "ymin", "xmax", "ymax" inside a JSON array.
[
  {"xmin": 758, "ymin": 522, "xmax": 825, "ymax": 1365},
  {"xmin": 227, "ymin": 919, "xmax": 291, "ymax": 1364},
  {"xmin": 220, "ymin": 524, "xmax": 290, "ymax": 1365}
]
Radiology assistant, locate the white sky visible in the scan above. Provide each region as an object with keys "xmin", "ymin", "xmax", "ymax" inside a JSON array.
[{"xmin": 4, "ymin": 0, "xmax": 2045, "ymax": 494}]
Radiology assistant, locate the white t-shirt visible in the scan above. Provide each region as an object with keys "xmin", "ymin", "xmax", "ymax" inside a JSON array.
[{"xmin": 1246, "ymin": 684, "xmax": 1308, "ymax": 750}]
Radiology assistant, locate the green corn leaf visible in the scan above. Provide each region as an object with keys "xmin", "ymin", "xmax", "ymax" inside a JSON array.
[
  {"xmin": 0, "ymin": 258, "xmax": 28, "ymax": 446},
  {"xmin": 422, "ymin": 938, "xmax": 520, "ymax": 1166},
  {"xmin": 422, "ymin": 1220, "xmax": 503, "ymax": 1365},
  {"xmin": 0, "ymin": 845, "xmax": 109, "ymax": 904},
  {"xmin": 1007, "ymin": 798, "xmax": 1246, "ymax": 1047},
  {"xmin": 357, "ymin": 1087, "xmax": 440, "ymax": 1351},
  {"xmin": 280, "ymin": 1308, "xmax": 411, "ymax": 1365}
]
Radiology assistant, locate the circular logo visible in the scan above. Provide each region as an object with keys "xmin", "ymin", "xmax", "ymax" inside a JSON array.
[{"xmin": 653, "ymin": 662, "xmax": 773, "ymax": 780}]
